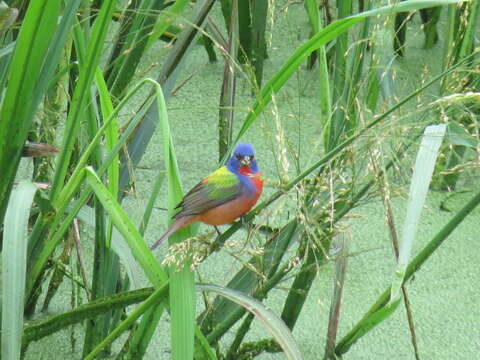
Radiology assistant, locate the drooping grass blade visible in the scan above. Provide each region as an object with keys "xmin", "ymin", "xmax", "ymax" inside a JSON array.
[
  {"xmin": 118, "ymin": 0, "xmax": 216, "ymax": 193},
  {"xmin": 199, "ymin": 284, "xmax": 303, "ymax": 360}
]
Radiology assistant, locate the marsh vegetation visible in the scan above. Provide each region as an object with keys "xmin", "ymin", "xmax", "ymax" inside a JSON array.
[{"xmin": 0, "ymin": 0, "xmax": 479, "ymax": 359}]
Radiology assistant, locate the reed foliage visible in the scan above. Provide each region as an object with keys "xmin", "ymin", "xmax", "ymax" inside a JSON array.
[{"xmin": 0, "ymin": 0, "xmax": 478, "ymax": 359}]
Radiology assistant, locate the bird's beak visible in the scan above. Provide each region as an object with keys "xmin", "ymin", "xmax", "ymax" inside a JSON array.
[{"xmin": 240, "ymin": 156, "xmax": 251, "ymax": 166}]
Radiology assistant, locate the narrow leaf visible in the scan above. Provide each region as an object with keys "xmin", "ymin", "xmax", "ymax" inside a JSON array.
[
  {"xmin": 390, "ymin": 124, "xmax": 446, "ymax": 301},
  {"xmin": 229, "ymin": 0, "xmax": 464, "ymax": 158},
  {"xmin": 336, "ymin": 187, "xmax": 480, "ymax": 355},
  {"xmin": 2, "ymin": 181, "xmax": 37, "ymax": 359},
  {"xmin": 155, "ymin": 70, "xmax": 196, "ymax": 360},
  {"xmin": 85, "ymin": 167, "xmax": 168, "ymax": 287},
  {"xmin": 84, "ymin": 284, "xmax": 169, "ymax": 360},
  {"xmin": 199, "ymin": 284, "xmax": 303, "ymax": 360},
  {"xmin": 76, "ymin": 205, "xmax": 143, "ymax": 289}
]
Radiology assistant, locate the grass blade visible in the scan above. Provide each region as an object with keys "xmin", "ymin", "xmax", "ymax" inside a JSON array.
[
  {"xmin": 250, "ymin": 0, "xmax": 269, "ymax": 87},
  {"xmin": 95, "ymin": 68, "xmax": 119, "ymax": 247},
  {"xmin": 126, "ymin": 304, "xmax": 164, "ymax": 359},
  {"xmin": 229, "ymin": 0, "xmax": 464, "ymax": 157},
  {"xmin": 218, "ymin": 0, "xmax": 238, "ymax": 161},
  {"xmin": 22, "ymin": 287, "xmax": 156, "ymax": 348},
  {"xmin": 145, "ymin": 0, "xmax": 191, "ymax": 51},
  {"xmin": 390, "ymin": 124, "xmax": 446, "ymax": 302},
  {"xmin": 1, "ymin": 181, "xmax": 37, "ymax": 359},
  {"xmin": 85, "ymin": 166, "xmax": 168, "ymax": 287},
  {"xmin": 51, "ymin": 0, "xmax": 118, "ymax": 200},
  {"xmin": 280, "ymin": 238, "xmax": 319, "ymax": 330},
  {"xmin": 139, "ymin": 170, "xmax": 166, "ymax": 236},
  {"xmin": 420, "ymin": 7, "xmax": 441, "ymax": 48},
  {"xmin": 325, "ymin": 0, "xmax": 352, "ymax": 151},
  {"xmin": 107, "ymin": 0, "xmax": 168, "ymax": 99},
  {"xmin": 237, "ymin": 0, "xmax": 251, "ymax": 64},
  {"xmin": 84, "ymin": 284, "xmax": 169, "ymax": 360},
  {"xmin": 119, "ymin": 0, "xmax": 215, "ymax": 193},
  {"xmin": 155, "ymin": 70, "xmax": 196, "ymax": 360},
  {"xmin": 325, "ymin": 232, "xmax": 351, "ymax": 359},
  {"xmin": 0, "ymin": 0, "xmax": 60, "ymax": 225},
  {"xmin": 336, "ymin": 187, "xmax": 480, "ymax": 355},
  {"xmin": 199, "ymin": 284, "xmax": 303, "ymax": 360},
  {"xmin": 76, "ymin": 205, "xmax": 143, "ymax": 289},
  {"xmin": 305, "ymin": 0, "xmax": 331, "ymax": 127}
]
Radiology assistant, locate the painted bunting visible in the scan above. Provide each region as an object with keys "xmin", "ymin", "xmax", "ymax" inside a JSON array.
[{"xmin": 150, "ymin": 143, "xmax": 263, "ymax": 250}]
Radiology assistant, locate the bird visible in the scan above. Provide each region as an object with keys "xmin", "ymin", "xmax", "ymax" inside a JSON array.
[{"xmin": 150, "ymin": 143, "xmax": 263, "ymax": 250}]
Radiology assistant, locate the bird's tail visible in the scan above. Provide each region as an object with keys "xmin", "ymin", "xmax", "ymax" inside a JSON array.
[{"xmin": 150, "ymin": 216, "xmax": 195, "ymax": 250}]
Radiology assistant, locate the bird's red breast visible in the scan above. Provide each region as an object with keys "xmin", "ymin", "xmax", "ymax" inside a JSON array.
[
  {"xmin": 240, "ymin": 166, "xmax": 263, "ymax": 198},
  {"xmin": 198, "ymin": 166, "xmax": 263, "ymax": 226}
]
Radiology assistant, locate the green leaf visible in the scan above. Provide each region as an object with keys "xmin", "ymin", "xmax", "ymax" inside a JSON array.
[
  {"xmin": 22, "ymin": 288, "xmax": 156, "ymax": 347},
  {"xmin": 336, "ymin": 187, "xmax": 480, "ymax": 356},
  {"xmin": 84, "ymin": 284, "xmax": 169, "ymax": 360},
  {"xmin": 108, "ymin": 0, "xmax": 169, "ymax": 98},
  {"xmin": 218, "ymin": 0, "xmax": 238, "ymax": 161},
  {"xmin": 304, "ymin": 0, "xmax": 331, "ymax": 128},
  {"xmin": 199, "ymin": 284, "xmax": 303, "ymax": 360},
  {"xmin": 139, "ymin": 170, "xmax": 165, "ymax": 236},
  {"xmin": 145, "ymin": 0, "xmax": 191, "ymax": 51},
  {"xmin": 0, "ymin": 2, "xmax": 17, "ymax": 31},
  {"xmin": 228, "ymin": 0, "xmax": 465, "ymax": 159},
  {"xmin": 51, "ymin": 0, "xmax": 118, "ymax": 200},
  {"xmin": 155, "ymin": 69, "xmax": 196, "ymax": 360},
  {"xmin": 0, "ymin": 0, "xmax": 61, "ymax": 226},
  {"xmin": 119, "ymin": 0, "xmax": 216, "ymax": 193},
  {"xmin": 325, "ymin": 232, "xmax": 351, "ymax": 358},
  {"xmin": 85, "ymin": 167, "xmax": 168, "ymax": 287},
  {"xmin": 95, "ymin": 67, "xmax": 119, "ymax": 248},
  {"xmin": 2, "ymin": 181, "xmax": 37, "ymax": 359},
  {"xmin": 446, "ymin": 121, "xmax": 478, "ymax": 148},
  {"xmin": 76, "ymin": 205, "xmax": 143, "ymax": 288},
  {"xmin": 126, "ymin": 304, "xmax": 164, "ymax": 359},
  {"xmin": 390, "ymin": 124, "xmax": 446, "ymax": 302}
]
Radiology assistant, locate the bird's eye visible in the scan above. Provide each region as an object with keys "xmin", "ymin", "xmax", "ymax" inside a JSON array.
[
  {"xmin": 249, "ymin": 155, "xmax": 254, "ymax": 160},
  {"xmin": 236, "ymin": 154, "xmax": 242, "ymax": 160}
]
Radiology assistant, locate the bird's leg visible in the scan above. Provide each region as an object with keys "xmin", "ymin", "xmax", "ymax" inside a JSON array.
[
  {"xmin": 240, "ymin": 215, "xmax": 253, "ymax": 232},
  {"xmin": 240, "ymin": 216, "xmax": 246, "ymax": 226},
  {"xmin": 214, "ymin": 226, "xmax": 222, "ymax": 236}
]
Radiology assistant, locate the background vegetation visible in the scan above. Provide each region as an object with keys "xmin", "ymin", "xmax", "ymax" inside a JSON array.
[{"xmin": 0, "ymin": 0, "xmax": 478, "ymax": 359}]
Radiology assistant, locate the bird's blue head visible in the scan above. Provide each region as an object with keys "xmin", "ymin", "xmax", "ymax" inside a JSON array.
[{"xmin": 227, "ymin": 143, "xmax": 259, "ymax": 174}]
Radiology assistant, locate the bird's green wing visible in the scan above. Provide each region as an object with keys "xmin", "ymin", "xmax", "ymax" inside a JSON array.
[{"xmin": 173, "ymin": 166, "xmax": 242, "ymax": 218}]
